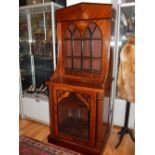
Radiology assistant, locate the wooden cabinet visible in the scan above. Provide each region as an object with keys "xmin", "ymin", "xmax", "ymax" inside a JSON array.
[{"xmin": 46, "ymin": 3, "xmax": 113, "ymax": 155}]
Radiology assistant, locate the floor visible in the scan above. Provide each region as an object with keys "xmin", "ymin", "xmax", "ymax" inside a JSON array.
[{"xmin": 19, "ymin": 118, "xmax": 135, "ymax": 155}]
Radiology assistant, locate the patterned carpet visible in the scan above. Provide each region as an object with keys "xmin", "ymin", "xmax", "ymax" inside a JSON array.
[{"xmin": 19, "ymin": 136, "xmax": 82, "ymax": 155}]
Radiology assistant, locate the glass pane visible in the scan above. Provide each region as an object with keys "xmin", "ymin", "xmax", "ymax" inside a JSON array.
[
  {"xmin": 92, "ymin": 26, "xmax": 102, "ymax": 39},
  {"xmin": 83, "ymin": 40, "xmax": 91, "ymax": 57},
  {"xmin": 120, "ymin": 6, "xmax": 135, "ymax": 36},
  {"xmin": 65, "ymin": 40, "xmax": 72, "ymax": 56},
  {"xmin": 19, "ymin": 16, "xmax": 28, "ymax": 41},
  {"xmin": 73, "ymin": 58, "xmax": 81, "ymax": 69},
  {"xmin": 65, "ymin": 29, "xmax": 71, "ymax": 39},
  {"xmin": 46, "ymin": 13, "xmax": 52, "ymax": 42},
  {"xmin": 68, "ymin": 24, "xmax": 76, "ymax": 34},
  {"xmin": 19, "ymin": 15, "xmax": 33, "ymax": 92},
  {"xmin": 92, "ymin": 59, "xmax": 101, "ymax": 71},
  {"xmin": 92, "ymin": 26, "xmax": 102, "ymax": 58},
  {"xmin": 116, "ymin": 5, "xmax": 135, "ymax": 98},
  {"xmin": 34, "ymin": 56, "xmax": 53, "ymax": 87},
  {"xmin": 88, "ymin": 22, "xmax": 96, "ymax": 33},
  {"xmin": 65, "ymin": 58, "xmax": 72, "ymax": 69},
  {"xmin": 31, "ymin": 13, "xmax": 45, "ymax": 56},
  {"xmin": 122, "ymin": 0, "xmax": 135, "ymax": 3},
  {"xmin": 65, "ymin": 25, "xmax": 82, "ymax": 71},
  {"xmin": 83, "ymin": 27, "xmax": 91, "ymax": 39},
  {"xmin": 58, "ymin": 92, "xmax": 89, "ymax": 141},
  {"xmin": 83, "ymin": 58, "xmax": 90, "ymax": 70},
  {"xmin": 73, "ymin": 29, "xmax": 81, "ymax": 39},
  {"xmin": 31, "ymin": 13, "xmax": 45, "ymax": 40},
  {"xmin": 31, "ymin": 12, "xmax": 54, "ymax": 87},
  {"xmin": 73, "ymin": 40, "xmax": 81, "ymax": 56},
  {"xmin": 20, "ymin": 55, "xmax": 33, "ymax": 90},
  {"xmin": 54, "ymin": 0, "xmax": 66, "ymax": 6},
  {"xmin": 73, "ymin": 29, "xmax": 81, "ymax": 56},
  {"xmin": 19, "ymin": 16, "xmax": 29, "ymax": 56},
  {"xmin": 92, "ymin": 40, "xmax": 102, "ymax": 57}
]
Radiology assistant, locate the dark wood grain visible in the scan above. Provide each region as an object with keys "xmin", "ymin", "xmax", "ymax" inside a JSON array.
[
  {"xmin": 56, "ymin": 3, "xmax": 112, "ymax": 22},
  {"xmin": 46, "ymin": 3, "xmax": 113, "ymax": 155}
]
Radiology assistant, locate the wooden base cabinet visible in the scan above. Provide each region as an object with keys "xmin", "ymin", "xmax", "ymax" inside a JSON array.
[{"xmin": 46, "ymin": 3, "xmax": 113, "ymax": 155}]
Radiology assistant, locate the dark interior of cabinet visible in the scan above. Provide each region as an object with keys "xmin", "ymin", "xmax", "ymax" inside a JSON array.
[
  {"xmin": 33, "ymin": 56, "xmax": 54, "ymax": 86},
  {"xmin": 58, "ymin": 92, "xmax": 89, "ymax": 141},
  {"xmin": 20, "ymin": 55, "xmax": 33, "ymax": 89}
]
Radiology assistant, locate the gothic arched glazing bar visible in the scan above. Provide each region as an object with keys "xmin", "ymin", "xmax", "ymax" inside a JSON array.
[
  {"xmin": 64, "ymin": 24, "xmax": 82, "ymax": 70},
  {"xmin": 64, "ymin": 28, "xmax": 72, "ymax": 69},
  {"xmin": 83, "ymin": 26, "xmax": 92, "ymax": 71},
  {"xmin": 72, "ymin": 28, "xmax": 82, "ymax": 70},
  {"xmin": 64, "ymin": 24, "xmax": 81, "ymax": 70},
  {"xmin": 92, "ymin": 24, "xmax": 103, "ymax": 72},
  {"xmin": 82, "ymin": 22, "xmax": 103, "ymax": 72}
]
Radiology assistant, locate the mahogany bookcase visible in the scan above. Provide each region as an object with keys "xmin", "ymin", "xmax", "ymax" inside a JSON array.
[{"xmin": 46, "ymin": 3, "xmax": 113, "ymax": 155}]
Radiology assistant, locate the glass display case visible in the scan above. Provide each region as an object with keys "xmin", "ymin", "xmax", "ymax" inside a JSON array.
[
  {"xmin": 110, "ymin": 0, "xmax": 135, "ymax": 103},
  {"xmin": 111, "ymin": 0, "xmax": 135, "ymax": 128},
  {"xmin": 19, "ymin": 2, "xmax": 62, "ymax": 100},
  {"xmin": 115, "ymin": 1, "xmax": 135, "ymax": 99}
]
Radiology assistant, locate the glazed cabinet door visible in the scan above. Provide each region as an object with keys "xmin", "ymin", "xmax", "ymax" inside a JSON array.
[
  {"xmin": 58, "ymin": 20, "xmax": 111, "ymax": 83},
  {"xmin": 52, "ymin": 85, "xmax": 96, "ymax": 146}
]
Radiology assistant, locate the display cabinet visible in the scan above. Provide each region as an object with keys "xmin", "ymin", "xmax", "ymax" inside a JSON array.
[
  {"xmin": 19, "ymin": 2, "xmax": 62, "ymax": 123},
  {"xmin": 19, "ymin": 2, "xmax": 62, "ymax": 100},
  {"xmin": 111, "ymin": 0, "xmax": 135, "ymax": 128},
  {"xmin": 46, "ymin": 3, "xmax": 113, "ymax": 155}
]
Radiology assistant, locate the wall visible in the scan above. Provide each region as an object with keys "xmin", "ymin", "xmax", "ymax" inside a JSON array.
[
  {"xmin": 67, "ymin": 0, "xmax": 112, "ymax": 6},
  {"xmin": 113, "ymin": 99, "xmax": 135, "ymax": 128}
]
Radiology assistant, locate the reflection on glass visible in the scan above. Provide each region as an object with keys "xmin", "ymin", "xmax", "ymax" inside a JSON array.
[
  {"xmin": 58, "ymin": 92, "xmax": 89, "ymax": 141},
  {"xmin": 116, "ymin": 5, "xmax": 135, "ymax": 98},
  {"xmin": 19, "ymin": 7, "xmax": 54, "ymax": 96},
  {"xmin": 31, "ymin": 12, "xmax": 54, "ymax": 87},
  {"xmin": 64, "ymin": 23, "xmax": 103, "ymax": 72},
  {"xmin": 119, "ymin": 5, "xmax": 135, "ymax": 46},
  {"xmin": 19, "ymin": 15, "xmax": 33, "ymax": 90}
]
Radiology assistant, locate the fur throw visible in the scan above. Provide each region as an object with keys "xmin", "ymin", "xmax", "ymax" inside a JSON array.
[{"xmin": 117, "ymin": 41, "xmax": 135, "ymax": 103}]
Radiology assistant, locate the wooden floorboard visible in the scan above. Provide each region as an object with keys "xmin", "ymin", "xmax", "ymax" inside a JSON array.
[{"xmin": 19, "ymin": 118, "xmax": 135, "ymax": 155}]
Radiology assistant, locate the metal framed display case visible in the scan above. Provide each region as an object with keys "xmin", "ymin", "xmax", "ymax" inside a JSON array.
[
  {"xmin": 19, "ymin": 2, "xmax": 62, "ymax": 99},
  {"xmin": 111, "ymin": 0, "xmax": 135, "ymax": 128},
  {"xmin": 19, "ymin": 2, "xmax": 63, "ymax": 123}
]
